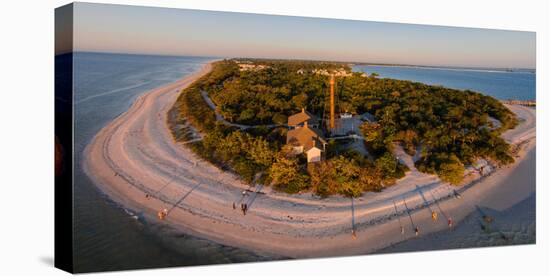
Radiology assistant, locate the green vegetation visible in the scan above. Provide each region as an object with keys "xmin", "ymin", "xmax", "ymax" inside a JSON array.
[
  {"xmin": 269, "ymin": 147, "xmax": 311, "ymax": 193},
  {"xmin": 170, "ymin": 59, "xmax": 517, "ymax": 197},
  {"xmin": 208, "ymin": 60, "xmax": 350, "ymax": 125},
  {"xmin": 308, "ymin": 151, "xmax": 407, "ymax": 197}
]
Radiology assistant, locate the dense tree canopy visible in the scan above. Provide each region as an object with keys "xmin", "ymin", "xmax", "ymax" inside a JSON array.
[{"xmin": 170, "ymin": 59, "xmax": 518, "ymax": 197}]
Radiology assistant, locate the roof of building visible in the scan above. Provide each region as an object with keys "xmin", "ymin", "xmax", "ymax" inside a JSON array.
[
  {"xmin": 287, "ymin": 108, "xmax": 319, "ymax": 126},
  {"xmin": 305, "ymin": 138, "xmax": 324, "ymax": 152},
  {"xmin": 287, "ymin": 124, "xmax": 326, "ymax": 151}
]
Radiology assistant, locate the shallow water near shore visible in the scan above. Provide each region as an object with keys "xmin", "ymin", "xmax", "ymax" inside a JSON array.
[
  {"xmin": 72, "ymin": 52, "xmax": 535, "ymax": 271},
  {"xmin": 72, "ymin": 52, "xmax": 272, "ymax": 272}
]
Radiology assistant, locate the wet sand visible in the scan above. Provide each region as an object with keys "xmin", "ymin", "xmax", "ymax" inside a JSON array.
[{"xmin": 83, "ymin": 62, "xmax": 536, "ymax": 258}]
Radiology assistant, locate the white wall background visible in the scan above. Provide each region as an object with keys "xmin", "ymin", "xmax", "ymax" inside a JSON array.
[{"xmin": 0, "ymin": 0, "xmax": 547, "ymax": 275}]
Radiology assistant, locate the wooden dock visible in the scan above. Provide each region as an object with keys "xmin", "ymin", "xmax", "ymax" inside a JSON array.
[{"xmin": 501, "ymin": 99, "xmax": 536, "ymax": 107}]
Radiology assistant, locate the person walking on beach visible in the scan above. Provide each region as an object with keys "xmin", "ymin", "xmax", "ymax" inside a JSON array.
[
  {"xmin": 241, "ymin": 203, "xmax": 246, "ymax": 215},
  {"xmin": 415, "ymin": 227, "xmax": 420, "ymax": 236},
  {"xmin": 158, "ymin": 208, "xmax": 168, "ymax": 220},
  {"xmin": 448, "ymin": 217, "xmax": 453, "ymax": 228},
  {"xmin": 232, "ymin": 202, "xmax": 236, "ymax": 210}
]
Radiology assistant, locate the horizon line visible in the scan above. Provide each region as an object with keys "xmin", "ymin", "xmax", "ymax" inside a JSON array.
[{"xmin": 65, "ymin": 50, "xmax": 537, "ymax": 71}]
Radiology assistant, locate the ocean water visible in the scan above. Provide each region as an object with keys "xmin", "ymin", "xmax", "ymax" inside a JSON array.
[
  {"xmin": 72, "ymin": 52, "xmax": 271, "ymax": 272},
  {"xmin": 71, "ymin": 53, "xmax": 535, "ymax": 271},
  {"xmin": 353, "ymin": 64, "xmax": 537, "ymax": 252},
  {"xmin": 353, "ymin": 65, "xmax": 536, "ymax": 100}
]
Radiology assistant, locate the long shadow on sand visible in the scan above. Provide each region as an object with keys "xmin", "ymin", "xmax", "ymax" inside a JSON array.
[{"xmin": 167, "ymin": 181, "xmax": 203, "ymax": 215}]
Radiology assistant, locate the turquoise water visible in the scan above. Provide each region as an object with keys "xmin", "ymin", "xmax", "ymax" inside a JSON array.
[{"xmin": 353, "ymin": 65, "xmax": 536, "ymax": 100}]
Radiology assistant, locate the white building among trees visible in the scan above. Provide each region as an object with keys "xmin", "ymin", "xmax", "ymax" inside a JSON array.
[{"xmin": 286, "ymin": 110, "xmax": 326, "ymax": 162}]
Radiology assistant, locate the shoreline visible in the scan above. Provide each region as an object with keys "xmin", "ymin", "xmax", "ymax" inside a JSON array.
[
  {"xmin": 83, "ymin": 61, "xmax": 536, "ymax": 258},
  {"xmin": 353, "ymin": 63, "xmax": 536, "ymax": 74}
]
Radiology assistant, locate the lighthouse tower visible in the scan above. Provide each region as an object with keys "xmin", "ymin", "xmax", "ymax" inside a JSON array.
[{"xmin": 329, "ymin": 74, "xmax": 336, "ymax": 134}]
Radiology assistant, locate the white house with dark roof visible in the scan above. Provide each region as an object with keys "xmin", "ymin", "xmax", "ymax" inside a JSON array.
[{"xmin": 286, "ymin": 117, "xmax": 327, "ymax": 162}]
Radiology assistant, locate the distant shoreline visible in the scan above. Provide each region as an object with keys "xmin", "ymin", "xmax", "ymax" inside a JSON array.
[
  {"xmin": 71, "ymin": 51, "xmax": 536, "ymax": 74},
  {"xmin": 83, "ymin": 61, "xmax": 536, "ymax": 258},
  {"xmin": 352, "ymin": 62, "xmax": 535, "ymax": 101},
  {"xmin": 353, "ymin": 63, "xmax": 536, "ymax": 74}
]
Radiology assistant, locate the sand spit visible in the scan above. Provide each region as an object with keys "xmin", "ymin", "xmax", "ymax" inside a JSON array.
[{"xmin": 83, "ymin": 63, "xmax": 536, "ymax": 258}]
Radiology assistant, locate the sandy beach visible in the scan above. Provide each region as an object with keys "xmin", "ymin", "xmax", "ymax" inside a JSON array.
[{"xmin": 83, "ymin": 62, "xmax": 536, "ymax": 258}]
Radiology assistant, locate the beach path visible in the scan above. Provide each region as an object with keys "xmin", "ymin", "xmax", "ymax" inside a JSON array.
[{"xmin": 83, "ymin": 62, "xmax": 536, "ymax": 258}]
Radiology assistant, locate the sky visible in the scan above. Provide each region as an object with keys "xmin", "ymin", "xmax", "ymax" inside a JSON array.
[{"xmin": 69, "ymin": 2, "xmax": 536, "ymax": 68}]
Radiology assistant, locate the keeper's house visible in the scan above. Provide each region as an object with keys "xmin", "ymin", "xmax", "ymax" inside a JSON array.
[
  {"xmin": 287, "ymin": 108, "xmax": 320, "ymax": 129},
  {"xmin": 286, "ymin": 109, "xmax": 326, "ymax": 163}
]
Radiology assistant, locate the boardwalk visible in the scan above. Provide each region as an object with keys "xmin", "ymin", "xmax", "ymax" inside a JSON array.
[
  {"xmin": 84, "ymin": 61, "xmax": 536, "ymax": 258},
  {"xmin": 501, "ymin": 99, "xmax": 536, "ymax": 107},
  {"xmin": 200, "ymin": 90, "xmax": 283, "ymax": 130}
]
